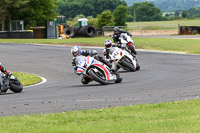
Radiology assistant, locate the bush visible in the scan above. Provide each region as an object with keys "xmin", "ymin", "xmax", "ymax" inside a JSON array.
[
  {"xmin": 88, "ymin": 18, "xmax": 98, "ymax": 28},
  {"xmin": 97, "ymin": 10, "xmax": 114, "ymax": 28},
  {"xmin": 126, "ymin": 14, "xmax": 134, "ymax": 22}
]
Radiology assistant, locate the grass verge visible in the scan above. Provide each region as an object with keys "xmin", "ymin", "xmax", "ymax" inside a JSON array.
[
  {"xmin": 1, "ymin": 38, "xmax": 200, "ymax": 132},
  {"xmin": 127, "ymin": 19, "xmax": 200, "ymax": 27},
  {"xmin": 12, "ymin": 72, "xmax": 42, "ymax": 86},
  {"xmin": 0, "ymin": 99, "xmax": 200, "ymax": 133},
  {"xmin": 1, "ymin": 37, "xmax": 200, "ymax": 54}
]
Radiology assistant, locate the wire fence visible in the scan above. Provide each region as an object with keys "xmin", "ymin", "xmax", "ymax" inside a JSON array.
[{"xmin": 103, "ymin": 24, "xmax": 179, "ymax": 36}]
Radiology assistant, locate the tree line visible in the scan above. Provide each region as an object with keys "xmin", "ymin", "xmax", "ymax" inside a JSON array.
[
  {"xmin": 1, "ymin": 0, "xmax": 200, "ymax": 31},
  {"xmin": 0, "ymin": 0, "xmax": 57, "ymax": 31},
  {"xmin": 125, "ymin": 0, "xmax": 200, "ymax": 11}
]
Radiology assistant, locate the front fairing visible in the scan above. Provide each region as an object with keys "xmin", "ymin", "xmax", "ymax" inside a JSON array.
[
  {"xmin": 110, "ymin": 47, "xmax": 123, "ymax": 61},
  {"xmin": 119, "ymin": 33, "xmax": 134, "ymax": 44}
]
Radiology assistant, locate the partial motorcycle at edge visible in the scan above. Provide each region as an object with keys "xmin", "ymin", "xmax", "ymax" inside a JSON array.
[{"xmin": 0, "ymin": 72, "xmax": 23, "ymax": 94}]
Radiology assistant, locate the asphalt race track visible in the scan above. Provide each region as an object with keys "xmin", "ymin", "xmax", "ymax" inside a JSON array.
[{"xmin": 1, "ymin": 43, "xmax": 200, "ymax": 116}]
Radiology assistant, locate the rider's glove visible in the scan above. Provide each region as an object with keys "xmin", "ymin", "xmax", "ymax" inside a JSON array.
[
  {"xmin": 89, "ymin": 50, "xmax": 97, "ymax": 56},
  {"xmin": 6, "ymin": 72, "xmax": 12, "ymax": 78},
  {"xmin": 72, "ymin": 61, "xmax": 76, "ymax": 66},
  {"xmin": 72, "ymin": 58, "xmax": 76, "ymax": 66}
]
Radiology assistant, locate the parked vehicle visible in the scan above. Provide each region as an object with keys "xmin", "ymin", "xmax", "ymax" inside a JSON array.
[
  {"xmin": 75, "ymin": 55, "xmax": 122, "ymax": 85},
  {"xmin": 118, "ymin": 33, "xmax": 137, "ymax": 55},
  {"xmin": 109, "ymin": 46, "xmax": 140, "ymax": 72},
  {"xmin": 0, "ymin": 72, "xmax": 23, "ymax": 94}
]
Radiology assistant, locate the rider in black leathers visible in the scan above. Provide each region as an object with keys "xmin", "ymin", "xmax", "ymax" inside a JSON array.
[
  {"xmin": 0, "ymin": 62, "xmax": 11, "ymax": 94},
  {"xmin": 112, "ymin": 27, "xmax": 132, "ymax": 43}
]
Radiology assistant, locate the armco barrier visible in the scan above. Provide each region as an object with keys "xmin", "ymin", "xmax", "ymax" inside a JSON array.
[{"xmin": 0, "ymin": 31, "xmax": 34, "ymax": 39}]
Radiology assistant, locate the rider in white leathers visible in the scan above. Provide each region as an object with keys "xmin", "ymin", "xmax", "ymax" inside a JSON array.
[
  {"xmin": 71, "ymin": 46, "xmax": 111, "ymax": 84},
  {"xmin": 103, "ymin": 39, "xmax": 120, "ymax": 72}
]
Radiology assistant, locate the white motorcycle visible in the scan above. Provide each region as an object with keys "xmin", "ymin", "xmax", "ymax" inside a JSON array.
[
  {"xmin": 109, "ymin": 47, "xmax": 140, "ymax": 72},
  {"xmin": 74, "ymin": 55, "xmax": 122, "ymax": 85},
  {"xmin": 118, "ymin": 33, "xmax": 137, "ymax": 55}
]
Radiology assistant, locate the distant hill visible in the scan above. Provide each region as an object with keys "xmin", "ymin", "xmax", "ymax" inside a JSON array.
[{"xmin": 124, "ymin": 0, "xmax": 200, "ymax": 11}]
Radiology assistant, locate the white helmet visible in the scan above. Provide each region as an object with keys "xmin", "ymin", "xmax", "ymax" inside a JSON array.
[{"xmin": 71, "ymin": 46, "xmax": 81, "ymax": 57}]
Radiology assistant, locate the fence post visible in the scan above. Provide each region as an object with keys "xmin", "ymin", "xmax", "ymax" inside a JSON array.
[
  {"xmin": 102, "ymin": 26, "xmax": 105, "ymax": 36},
  {"xmin": 178, "ymin": 24, "xmax": 181, "ymax": 35}
]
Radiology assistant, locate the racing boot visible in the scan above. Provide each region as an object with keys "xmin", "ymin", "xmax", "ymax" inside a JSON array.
[
  {"xmin": 81, "ymin": 76, "xmax": 91, "ymax": 84},
  {"xmin": 113, "ymin": 70, "xmax": 122, "ymax": 83},
  {"xmin": 0, "ymin": 85, "xmax": 9, "ymax": 94}
]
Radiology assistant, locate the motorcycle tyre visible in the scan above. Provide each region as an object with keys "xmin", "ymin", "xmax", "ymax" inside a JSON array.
[
  {"xmin": 9, "ymin": 78, "xmax": 23, "ymax": 93},
  {"xmin": 127, "ymin": 44, "xmax": 137, "ymax": 55},
  {"xmin": 136, "ymin": 63, "xmax": 140, "ymax": 70},
  {"xmin": 121, "ymin": 60, "xmax": 136, "ymax": 72},
  {"xmin": 88, "ymin": 70, "xmax": 109, "ymax": 85}
]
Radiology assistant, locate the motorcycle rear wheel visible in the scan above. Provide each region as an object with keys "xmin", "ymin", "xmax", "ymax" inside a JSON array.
[{"xmin": 9, "ymin": 78, "xmax": 23, "ymax": 93}]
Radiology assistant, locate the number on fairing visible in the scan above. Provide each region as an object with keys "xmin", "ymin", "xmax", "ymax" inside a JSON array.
[{"xmin": 113, "ymin": 51, "xmax": 119, "ymax": 58}]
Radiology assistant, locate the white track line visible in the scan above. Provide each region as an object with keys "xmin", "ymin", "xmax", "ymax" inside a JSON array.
[{"xmin": 24, "ymin": 76, "xmax": 47, "ymax": 88}]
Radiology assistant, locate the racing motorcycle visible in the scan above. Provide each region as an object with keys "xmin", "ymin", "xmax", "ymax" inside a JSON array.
[
  {"xmin": 118, "ymin": 33, "xmax": 137, "ymax": 55},
  {"xmin": 0, "ymin": 72, "xmax": 23, "ymax": 94},
  {"xmin": 109, "ymin": 46, "xmax": 140, "ymax": 72},
  {"xmin": 74, "ymin": 55, "xmax": 122, "ymax": 85}
]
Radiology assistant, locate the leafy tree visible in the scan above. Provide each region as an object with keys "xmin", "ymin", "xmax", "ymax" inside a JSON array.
[
  {"xmin": 125, "ymin": 0, "xmax": 200, "ymax": 12},
  {"xmin": 187, "ymin": 7, "xmax": 200, "ymax": 18},
  {"xmin": 129, "ymin": 2, "xmax": 163, "ymax": 21},
  {"xmin": 0, "ymin": 0, "xmax": 29, "ymax": 31},
  {"xmin": 113, "ymin": 5, "xmax": 128, "ymax": 26},
  {"xmin": 56, "ymin": 0, "xmax": 127, "ymax": 18},
  {"xmin": 97, "ymin": 10, "xmax": 114, "ymax": 28},
  {"xmin": 126, "ymin": 14, "xmax": 134, "ymax": 22},
  {"xmin": 165, "ymin": 14, "xmax": 169, "ymax": 17},
  {"xmin": 175, "ymin": 11, "xmax": 180, "ymax": 16},
  {"xmin": 19, "ymin": 0, "xmax": 58, "ymax": 29}
]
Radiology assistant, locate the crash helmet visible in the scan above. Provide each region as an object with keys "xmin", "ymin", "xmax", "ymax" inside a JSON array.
[
  {"xmin": 71, "ymin": 46, "xmax": 81, "ymax": 57},
  {"xmin": 113, "ymin": 27, "xmax": 120, "ymax": 32},
  {"xmin": 104, "ymin": 39, "xmax": 112, "ymax": 49}
]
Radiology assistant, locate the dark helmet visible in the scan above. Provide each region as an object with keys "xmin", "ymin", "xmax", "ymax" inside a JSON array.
[
  {"xmin": 104, "ymin": 39, "xmax": 112, "ymax": 49},
  {"xmin": 113, "ymin": 27, "xmax": 120, "ymax": 32}
]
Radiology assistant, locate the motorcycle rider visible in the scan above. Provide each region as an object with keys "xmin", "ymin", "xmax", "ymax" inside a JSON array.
[
  {"xmin": 103, "ymin": 39, "xmax": 121, "ymax": 72},
  {"xmin": 0, "ymin": 62, "xmax": 11, "ymax": 94},
  {"xmin": 71, "ymin": 46, "xmax": 111, "ymax": 84},
  {"xmin": 112, "ymin": 27, "xmax": 137, "ymax": 56},
  {"xmin": 112, "ymin": 27, "xmax": 132, "ymax": 43}
]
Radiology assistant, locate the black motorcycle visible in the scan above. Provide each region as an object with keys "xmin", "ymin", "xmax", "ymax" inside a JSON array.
[{"xmin": 0, "ymin": 72, "xmax": 23, "ymax": 94}]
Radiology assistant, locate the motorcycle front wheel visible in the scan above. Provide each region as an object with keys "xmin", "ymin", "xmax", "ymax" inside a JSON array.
[
  {"xmin": 121, "ymin": 59, "xmax": 136, "ymax": 72},
  {"xmin": 88, "ymin": 70, "xmax": 109, "ymax": 85},
  {"xmin": 127, "ymin": 43, "xmax": 137, "ymax": 55},
  {"xmin": 9, "ymin": 78, "xmax": 23, "ymax": 93}
]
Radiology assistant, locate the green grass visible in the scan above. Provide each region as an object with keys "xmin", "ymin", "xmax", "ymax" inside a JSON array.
[
  {"xmin": 1, "ymin": 37, "xmax": 200, "ymax": 54},
  {"xmin": 1, "ymin": 38, "xmax": 200, "ymax": 132},
  {"xmin": 134, "ymin": 38, "xmax": 200, "ymax": 54},
  {"xmin": 1, "ymin": 99, "xmax": 200, "ymax": 132},
  {"xmin": 0, "ymin": 38, "xmax": 110, "ymax": 46},
  {"xmin": 127, "ymin": 19, "xmax": 200, "ymax": 26},
  {"xmin": 12, "ymin": 72, "xmax": 42, "ymax": 86}
]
